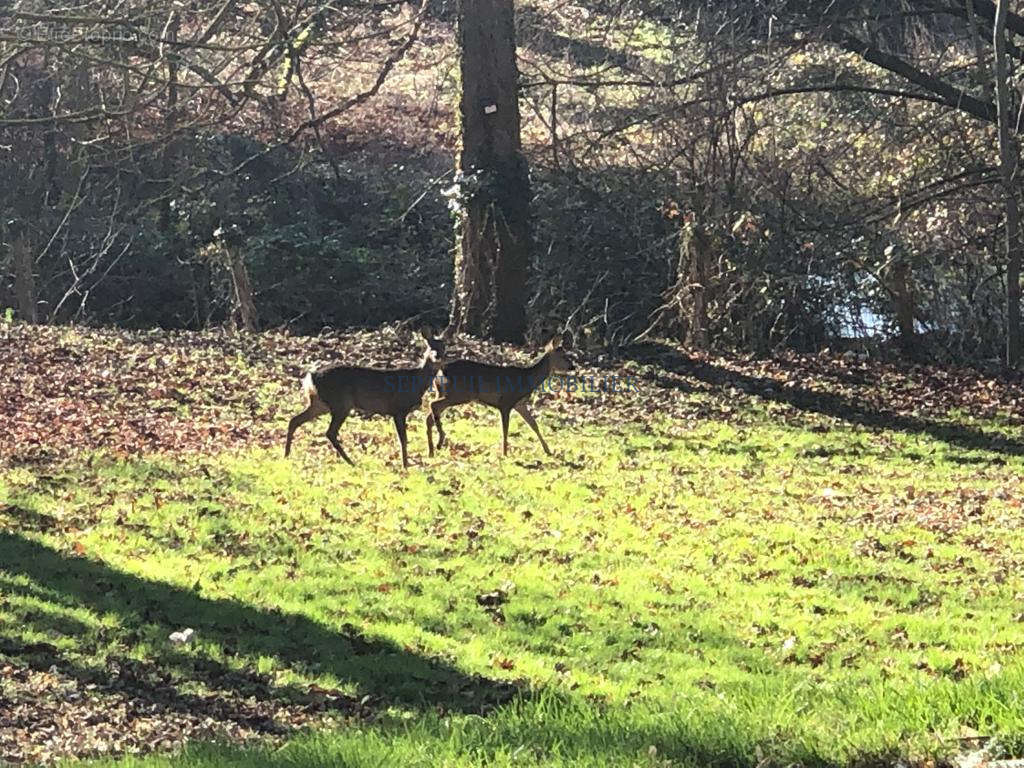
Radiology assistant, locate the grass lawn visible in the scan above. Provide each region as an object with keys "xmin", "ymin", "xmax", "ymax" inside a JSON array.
[{"xmin": 4, "ymin": 328, "xmax": 1024, "ymax": 766}]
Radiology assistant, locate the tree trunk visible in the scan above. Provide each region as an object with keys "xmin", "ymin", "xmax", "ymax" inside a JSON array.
[
  {"xmin": 226, "ymin": 245, "xmax": 258, "ymax": 332},
  {"xmin": 966, "ymin": 0, "xmax": 992, "ymax": 101},
  {"xmin": 890, "ymin": 259, "xmax": 917, "ymax": 351},
  {"xmin": 995, "ymin": 0, "xmax": 1022, "ymax": 367},
  {"xmin": 12, "ymin": 234, "xmax": 37, "ymax": 325},
  {"xmin": 679, "ymin": 217, "xmax": 711, "ymax": 349},
  {"xmin": 450, "ymin": 0, "xmax": 531, "ymax": 343},
  {"xmin": 159, "ymin": 12, "xmax": 180, "ymax": 232}
]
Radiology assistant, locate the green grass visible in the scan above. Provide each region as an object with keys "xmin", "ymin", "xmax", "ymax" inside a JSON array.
[{"xmin": 5, "ymin": 393, "xmax": 1024, "ymax": 767}]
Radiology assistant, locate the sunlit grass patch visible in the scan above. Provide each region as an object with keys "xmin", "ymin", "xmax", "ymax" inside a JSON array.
[{"xmin": 4, "ymin": 392, "xmax": 1024, "ymax": 765}]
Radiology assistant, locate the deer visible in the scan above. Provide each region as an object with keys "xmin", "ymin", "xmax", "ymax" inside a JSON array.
[
  {"xmin": 426, "ymin": 334, "xmax": 573, "ymax": 458},
  {"xmin": 285, "ymin": 330, "xmax": 446, "ymax": 468}
]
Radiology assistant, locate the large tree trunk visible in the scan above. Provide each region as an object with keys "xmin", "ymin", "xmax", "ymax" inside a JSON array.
[
  {"xmin": 995, "ymin": 0, "xmax": 1022, "ymax": 367},
  {"xmin": 450, "ymin": 0, "xmax": 531, "ymax": 343}
]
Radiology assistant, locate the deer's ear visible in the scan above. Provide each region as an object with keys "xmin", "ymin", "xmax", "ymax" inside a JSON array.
[
  {"xmin": 547, "ymin": 333, "xmax": 563, "ymax": 350},
  {"xmin": 420, "ymin": 326, "xmax": 434, "ymax": 340}
]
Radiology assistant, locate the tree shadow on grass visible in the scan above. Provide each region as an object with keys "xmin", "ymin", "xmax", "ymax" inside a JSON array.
[
  {"xmin": 622, "ymin": 341, "xmax": 1024, "ymax": 458},
  {"xmin": 0, "ymin": 531, "xmax": 523, "ymax": 719},
  {"xmin": 0, "ymin": 532, "xmax": 782, "ymax": 767},
  {"xmin": 0, "ymin": 524, "xmax": 912, "ymax": 766},
  {"xmin": 0, "ymin": 503, "xmax": 60, "ymax": 532},
  {"xmin": 517, "ymin": 5, "xmax": 648, "ymax": 71}
]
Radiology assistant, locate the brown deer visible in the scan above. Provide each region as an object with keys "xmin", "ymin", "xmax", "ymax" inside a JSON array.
[
  {"xmin": 426, "ymin": 334, "xmax": 573, "ymax": 457},
  {"xmin": 285, "ymin": 330, "xmax": 446, "ymax": 468}
]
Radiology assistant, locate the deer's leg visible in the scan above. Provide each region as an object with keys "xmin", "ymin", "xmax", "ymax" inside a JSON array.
[
  {"xmin": 514, "ymin": 402, "xmax": 552, "ymax": 455},
  {"xmin": 285, "ymin": 401, "xmax": 327, "ymax": 457},
  {"xmin": 426, "ymin": 404, "xmax": 437, "ymax": 457},
  {"xmin": 500, "ymin": 407, "xmax": 511, "ymax": 456},
  {"xmin": 393, "ymin": 413, "xmax": 409, "ymax": 468},
  {"xmin": 427, "ymin": 398, "xmax": 452, "ymax": 455},
  {"xmin": 325, "ymin": 409, "xmax": 356, "ymax": 466}
]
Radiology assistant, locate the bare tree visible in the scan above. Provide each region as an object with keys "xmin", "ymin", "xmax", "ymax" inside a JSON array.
[{"xmin": 0, "ymin": 0, "xmax": 422, "ymax": 328}]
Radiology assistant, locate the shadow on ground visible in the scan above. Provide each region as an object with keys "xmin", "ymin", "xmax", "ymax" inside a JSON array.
[
  {"xmin": 623, "ymin": 341, "xmax": 1024, "ymax": 458},
  {"xmin": 0, "ymin": 531, "xmax": 522, "ymax": 719}
]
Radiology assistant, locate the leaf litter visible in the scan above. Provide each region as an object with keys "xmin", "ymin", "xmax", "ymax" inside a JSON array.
[{"xmin": 4, "ymin": 326, "xmax": 1024, "ymax": 466}]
